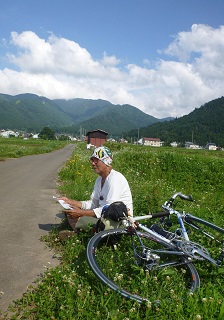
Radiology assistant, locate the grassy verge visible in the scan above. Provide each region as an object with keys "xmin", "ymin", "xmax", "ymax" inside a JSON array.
[
  {"xmin": 0, "ymin": 137, "xmax": 69, "ymax": 160},
  {"xmin": 1, "ymin": 142, "xmax": 224, "ymax": 319}
]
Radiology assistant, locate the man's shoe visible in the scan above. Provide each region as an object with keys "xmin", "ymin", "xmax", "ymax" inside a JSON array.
[{"xmin": 59, "ymin": 230, "xmax": 75, "ymax": 241}]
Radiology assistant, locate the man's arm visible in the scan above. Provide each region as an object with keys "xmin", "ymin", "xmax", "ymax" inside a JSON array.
[{"xmin": 64, "ymin": 207, "xmax": 96, "ymax": 219}]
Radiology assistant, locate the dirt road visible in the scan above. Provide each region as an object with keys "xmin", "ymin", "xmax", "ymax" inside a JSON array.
[{"xmin": 0, "ymin": 144, "xmax": 75, "ymax": 313}]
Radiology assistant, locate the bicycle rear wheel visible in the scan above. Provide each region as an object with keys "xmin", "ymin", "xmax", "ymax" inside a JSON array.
[{"xmin": 86, "ymin": 228, "xmax": 200, "ymax": 303}]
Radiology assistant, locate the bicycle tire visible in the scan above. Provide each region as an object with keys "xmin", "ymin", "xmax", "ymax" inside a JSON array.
[{"xmin": 86, "ymin": 228, "xmax": 200, "ymax": 303}]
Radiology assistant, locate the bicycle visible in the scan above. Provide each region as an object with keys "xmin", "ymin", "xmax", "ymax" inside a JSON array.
[{"xmin": 86, "ymin": 192, "xmax": 224, "ymax": 303}]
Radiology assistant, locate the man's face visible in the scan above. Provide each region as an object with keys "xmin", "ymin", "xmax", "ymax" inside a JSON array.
[{"xmin": 90, "ymin": 157, "xmax": 107, "ymax": 174}]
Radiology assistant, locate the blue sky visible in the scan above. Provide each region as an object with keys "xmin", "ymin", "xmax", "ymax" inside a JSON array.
[{"xmin": 0, "ymin": 0, "xmax": 224, "ymax": 118}]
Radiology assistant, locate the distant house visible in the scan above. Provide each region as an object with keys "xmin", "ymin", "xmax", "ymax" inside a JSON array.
[
  {"xmin": 0, "ymin": 130, "xmax": 19, "ymax": 138},
  {"xmin": 185, "ymin": 142, "xmax": 201, "ymax": 149},
  {"xmin": 141, "ymin": 137, "xmax": 162, "ymax": 147},
  {"xmin": 119, "ymin": 138, "xmax": 128, "ymax": 143},
  {"xmin": 170, "ymin": 141, "xmax": 180, "ymax": 147},
  {"xmin": 86, "ymin": 129, "xmax": 108, "ymax": 148},
  {"xmin": 107, "ymin": 138, "xmax": 116, "ymax": 142},
  {"xmin": 205, "ymin": 143, "xmax": 217, "ymax": 150}
]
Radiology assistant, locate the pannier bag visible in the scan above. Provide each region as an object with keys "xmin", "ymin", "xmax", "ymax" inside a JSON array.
[
  {"xmin": 96, "ymin": 201, "xmax": 128, "ymax": 232},
  {"xmin": 101, "ymin": 201, "xmax": 128, "ymax": 221}
]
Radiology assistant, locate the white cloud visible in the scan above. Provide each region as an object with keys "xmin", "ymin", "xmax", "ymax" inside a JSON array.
[
  {"xmin": 1, "ymin": 25, "xmax": 224, "ymax": 118},
  {"xmin": 101, "ymin": 52, "xmax": 121, "ymax": 67}
]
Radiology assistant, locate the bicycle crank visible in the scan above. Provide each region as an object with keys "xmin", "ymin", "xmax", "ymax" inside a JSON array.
[{"xmin": 179, "ymin": 241, "xmax": 210, "ymax": 260}]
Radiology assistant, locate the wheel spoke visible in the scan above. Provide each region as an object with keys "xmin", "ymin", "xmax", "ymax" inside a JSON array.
[{"xmin": 87, "ymin": 229, "xmax": 200, "ymax": 303}]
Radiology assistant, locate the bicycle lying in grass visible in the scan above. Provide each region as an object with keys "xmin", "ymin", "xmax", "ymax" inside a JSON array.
[{"xmin": 86, "ymin": 192, "xmax": 224, "ymax": 303}]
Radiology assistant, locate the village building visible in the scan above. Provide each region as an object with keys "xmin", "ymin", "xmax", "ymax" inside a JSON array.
[
  {"xmin": 185, "ymin": 142, "xmax": 202, "ymax": 149},
  {"xmin": 138, "ymin": 137, "xmax": 162, "ymax": 147},
  {"xmin": 170, "ymin": 141, "xmax": 180, "ymax": 147},
  {"xmin": 86, "ymin": 129, "xmax": 108, "ymax": 148},
  {"xmin": 0, "ymin": 130, "xmax": 19, "ymax": 138},
  {"xmin": 205, "ymin": 143, "xmax": 217, "ymax": 150},
  {"xmin": 119, "ymin": 138, "xmax": 128, "ymax": 143}
]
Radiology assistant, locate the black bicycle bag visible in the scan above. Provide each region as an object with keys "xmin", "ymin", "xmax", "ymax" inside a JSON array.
[{"xmin": 101, "ymin": 201, "xmax": 128, "ymax": 222}]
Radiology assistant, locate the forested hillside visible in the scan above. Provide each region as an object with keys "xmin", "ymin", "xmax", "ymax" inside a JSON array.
[
  {"xmin": 0, "ymin": 94, "xmax": 73, "ymax": 131},
  {"xmin": 126, "ymin": 97, "xmax": 224, "ymax": 146},
  {"xmin": 0, "ymin": 93, "xmax": 159, "ymax": 135},
  {"xmin": 57, "ymin": 103, "xmax": 160, "ymax": 136}
]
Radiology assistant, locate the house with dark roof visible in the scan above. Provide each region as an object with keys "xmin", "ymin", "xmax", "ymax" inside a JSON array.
[
  {"xmin": 205, "ymin": 143, "xmax": 217, "ymax": 150},
  {"xmin": 86, "ymin": 129, "xmax": 108, "ymax": 148}
]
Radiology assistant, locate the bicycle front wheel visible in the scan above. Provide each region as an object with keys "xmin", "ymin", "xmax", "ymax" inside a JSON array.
[{"xmin": 86, "ymin": 228, "xmax": 200, "ymax": 303}]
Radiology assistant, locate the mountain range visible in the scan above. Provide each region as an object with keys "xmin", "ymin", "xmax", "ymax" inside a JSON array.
[
  {"xmin": 0, "ymin": 93, "xmax": 224, "ymax": 146},
  {"xmin": 0, "ymin": 93, "xmax": 72, "ymax": 131},
  {"xmin": 0, "ymin": 93, "xmax": 169, "ymax": 135}
]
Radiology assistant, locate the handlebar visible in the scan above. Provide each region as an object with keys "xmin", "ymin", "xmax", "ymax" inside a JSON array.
[
  {"xmin": 131, "ymin": 192, "xmax": 195, "ymax": 224},
  {"xmin": 165, "ymin": 192, "xmax": 194, "ymax": 207}
]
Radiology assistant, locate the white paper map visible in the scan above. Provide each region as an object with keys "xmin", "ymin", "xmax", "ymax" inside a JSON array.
[{"xmin": 53, "ymin": 196, "xmax": 73, "ymax": 210}]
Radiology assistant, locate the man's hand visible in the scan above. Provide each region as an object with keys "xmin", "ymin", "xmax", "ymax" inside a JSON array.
[
  {"xmin": 64, "ymin": 207, "xmax": 96, "ymax": 218},
  {"xmin": 58, "ymin": 197, "xmax": 82, "ymax": 209},
  {"xmin": 58, "ymin": 196, "xmax": 69, "ymax": 202},
  {"xmin": 64, "ymin": 207, "xmax": 84, "ymax": 218}
]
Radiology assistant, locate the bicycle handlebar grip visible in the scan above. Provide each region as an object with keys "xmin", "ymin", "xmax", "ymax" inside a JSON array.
[
  {"xmin": 151, "ymin": 211, "xmax": 170, "ymax": 218},
  {"xmin": 179, "ymin": 193, "xmax": 194, "ymax": 202},
  {"xmin": 170, "ymin": 192, "xmax": 194, "ymax": 202}
]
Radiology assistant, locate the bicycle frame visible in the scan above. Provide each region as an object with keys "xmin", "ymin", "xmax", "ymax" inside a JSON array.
[
  {"xmin": 86, "ymin": 192, "xmax": 223, "ymax": 303},
  {"xmin": 183, "ymin": 213, "xmax": 224, "ymax": 265},
  {"xmin": 129, "ymin": 193, "xmax": 224, "ymax": 267}
]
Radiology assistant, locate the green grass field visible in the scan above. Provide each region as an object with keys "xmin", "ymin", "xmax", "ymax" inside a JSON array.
[
  {"xmin": 0, "ymin": 137, "xmax": 68, "ymax": 160},
  {"xmin": 1, "ymin": 142, "xmax": 224, "ymax": 319}
]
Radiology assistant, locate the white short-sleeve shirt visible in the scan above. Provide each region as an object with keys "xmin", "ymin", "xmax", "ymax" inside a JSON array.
[{"xmin": 81, "ymin": 169, "xmax": 133, "ymax": 218}]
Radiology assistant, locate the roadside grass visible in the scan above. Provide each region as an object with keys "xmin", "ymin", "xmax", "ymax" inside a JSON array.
[
  {"xmin": 0, "ymin": 137, "xmax": 69, "ymax": 160},
  {"xmin": 1, "ymin": 142, "xmax": 224, "ymax": 319}
]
